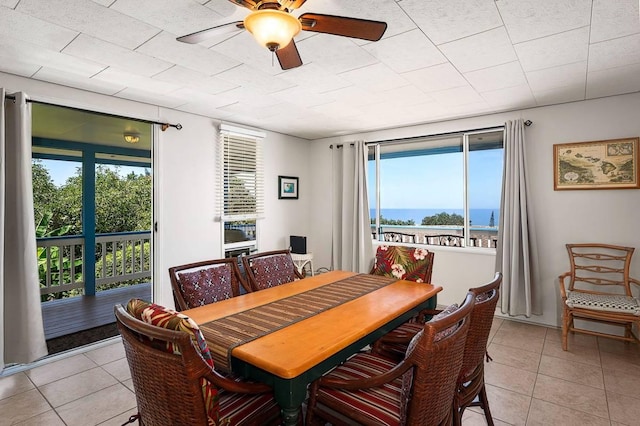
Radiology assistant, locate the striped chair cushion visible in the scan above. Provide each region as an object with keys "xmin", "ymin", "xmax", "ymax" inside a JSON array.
[
  {"xmin": 315, "ymin": 353, "xmax": 407, "ymax": 426},
  {"xmin": 566, "ymin": 291, "xmax": 640, "ymax": 315},
  {"xmin": 218, "ymin": 388, "xmax": 280, "ymax": 425}
]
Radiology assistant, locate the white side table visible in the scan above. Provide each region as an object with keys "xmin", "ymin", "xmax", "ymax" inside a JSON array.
[{"xmin": 291, "ymin": 253, "xmax": 314, "ymax": 276}]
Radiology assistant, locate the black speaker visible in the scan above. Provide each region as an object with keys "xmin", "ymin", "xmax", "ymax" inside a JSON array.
[{"xmin": 290, "ymin": 235, "xmax": 307, "ymax": 254}]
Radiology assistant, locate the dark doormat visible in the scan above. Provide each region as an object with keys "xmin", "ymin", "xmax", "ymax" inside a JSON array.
[{"xmin": 46, "ymin": 323, "xmax": 120, "ymax": 355}]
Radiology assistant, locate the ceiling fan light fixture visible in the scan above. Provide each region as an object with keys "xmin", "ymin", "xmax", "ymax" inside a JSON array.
[
  {"xmin": 123, "ymin": 132, "xmax": 140, "ymax": 144},
  {"xmin": 244, "ymin": 9, "xmax": 301, "ymax": 52}
]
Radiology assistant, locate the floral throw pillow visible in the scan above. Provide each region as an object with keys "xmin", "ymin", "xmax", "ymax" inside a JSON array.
[
  {"xmin": 125, "ymin": 299, "xmax": 219, "ymax": 424},
  {"xmin": 371, "ymin": 245, "xmax": 433, "ymax": 282}
]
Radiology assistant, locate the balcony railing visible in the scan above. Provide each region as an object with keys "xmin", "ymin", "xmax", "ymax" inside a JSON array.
[
  {"xmin": 37, "ymin": 231, "xmax": 151, "ymax": 298},
  {"xmin": 372, "ymin": 225, "xmax": 498, "ymax": 248}
]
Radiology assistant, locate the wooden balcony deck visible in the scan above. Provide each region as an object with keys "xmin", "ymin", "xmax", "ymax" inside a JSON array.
[{"xmin": 42, "ymin": 283, "xmax": 152, "ymax": 340}]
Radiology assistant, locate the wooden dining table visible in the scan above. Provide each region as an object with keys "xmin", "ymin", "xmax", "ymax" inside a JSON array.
[{"xmin": 184, "ymin": 270, "xmax": 441, "ymax": 426}]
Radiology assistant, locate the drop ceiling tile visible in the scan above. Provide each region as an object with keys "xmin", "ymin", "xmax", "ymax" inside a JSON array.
[
  {"xmin": 273, "ymin": 63, "xmax": 351, "ymax": 94},
  {"xmin": 215, "ymin": 64, "xmax": 295, "ymax": 94},
  {"xmin": 338, "ymin": 63, "xmax": 411, "ymax": 93},
  {"xmin": 202, "ymin": 0, "xmax": 239, "ymax": 17},
  {"xmin": 296, "ymin": 35, "xmax": 379, "ymax": 74},
  {"xmin": 215, "ymin": 86, "xmax": 282, "ymax": 108},
  {"xmin": 136, "ymin": 31, "xmax": 240, "ymax": 76},
  {"xmin": 428, "ymin": 85, "xmax": 485, "ymax": 106},
  {"xmin": 320, "ymin": 85, "xmax": 383, "ymax": 108},
  {"xmin": 0, "ymin": 56, "xmax": 40, "ymax": 77},
  {"xmin": 174, "ymin": 102, "xmax": 235, "ymax": 120},
  {"xmin": 16, "ymin": 0, "xmax": 160, "ymax": 50},
  {"xmin": 526, "ymin": 61, "xmax": 587, "ymax": 92},
  {"xmin": 402, "ymin": 63, "xmax": 468, "ymax": 93},
  {"xmin": 0, "ymin": 0, "xmax": 19, "ymax": 7},
  {"xmin": 0, "ymin": 8, "xmax": 77, "ymax": 50},
  {"xmin": 464, "ymin": 61, "xmax": 526, "ymax": 93},
  {"xmin": 270, "ymin": 86, "xmax": 336, "ymax": 109},
  {"xmin": 114, "ymin": 87, "xmax": 187, "ymax": 109},
  {"xmin": 589, "ymin": 33, "xmax": 640, "ymax": 72},
  {"xmin": 310, "ymin": 101, "xmax": 362, "ymax": 119},
  {"xmin": 398, "ymin": 0, "xmax": 502, "ymax": 45},
  {"xmin": 90, "ymin": 0, "xmax": 115, "ymax": 6},
  {"xmin": 362, "ymin": 29, "xmax": 447, "ymax": 73},
  {"xmin": 110, "ymin": 0, "xmax": 226, "ymax": 39},
  {"xmin": 375, "ymin": 85, "xmax": 434, "ymax": 108},
  {"xmin": 93, "ymin": 68, "xmax": 182, "ymax": 94},
  {"xmin": 515, "ymin": 27, "xmax": 589, "ymax": 72},
  {"xmin": 63, "ymin": 34, "xmax": 173, "ymax": 78},
  {"xmin": 590, "ymin": 0, "xmax": 640, "ymax": 43},
  {"xmin": 532, "ymin": 84, "xmax": 585, "ymax": 105},
  {"xmin": 32, "ymin": 67, "xmax": 124, "ymax": 95},
  {"xmin": 166, "ymin": 87, "xmax": 236, "ymax": 109},
  {"xmin": 209, "ymin": 31, "xmax": 289, "ymax": 77},
  {"xmin": 153, "ymin": 66, "xmax": 238, "ymax": 95},
  {"xmin": 497, "ymin": 0, "xmax": 592, "ymax": 44},
  {"xmin": 481, "ymin": 84, "xmax": 536, "ymax": 108},
  {"xmin": 302, "ymin": 0, "xmax": 416, "ymax": 39},
  {"xmin": 586, "ymin": 63, "xmax": 640, "ymax": 99},
  {"xmin": 439, "ymin": 27, "xmax": 517, "ymax": 73},
  {"xmin": 0, "ymin": 36, "xmax": 106, "ymax": 77}
]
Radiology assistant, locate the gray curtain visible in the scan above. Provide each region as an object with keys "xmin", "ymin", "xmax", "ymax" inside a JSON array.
[
  {"xmin": 331, "ymin": 140, "xmax": 373, "ymax": 273},
  {"xmin": 1, "ymin": 89, "xmax": 48, "ymax": 371},
  {"xmin": 495, "ymin": 119, "xmax": 541, "ymax": 317}
]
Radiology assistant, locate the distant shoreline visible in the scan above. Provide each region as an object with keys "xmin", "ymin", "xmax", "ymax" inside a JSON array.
[{"xmin": 371, "ymin": 208, "xmax": 500, "ymax": 227}]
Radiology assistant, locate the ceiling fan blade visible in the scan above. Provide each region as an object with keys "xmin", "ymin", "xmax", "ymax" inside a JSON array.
[
  {"xmin": 279, "ymin": 0, "xmax": 308, "ymax": 10},
  {"xmin": 226, "ymin": 0, "xmax": 258, "ymax": 10},
  {"xmin": 276, "ymin": 40, "xmax": 303, "ymax": 70},
  {"xmin": 177, "ymin": 21, "xmax": 244, "ymax": 44},
  {"xmin": 299, "ymin": 13, "xmax": 387, "ymax": 41}
]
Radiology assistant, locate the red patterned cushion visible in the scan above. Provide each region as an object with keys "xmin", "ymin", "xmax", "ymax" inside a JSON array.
[
  {"xmin": 125, "ymin": 299, "xmax": 219, "ymax": 424},
  {"xmin": 372, "ymin": 246, "xmax": 432, "ymax": 283},
  {"xmin": 249, "ymin": 254, "xmax": 297, "ymax": 290},
  {"xmin": 177, "ymin": 264, "xmax": 235, "ymax": 308},
  {"xmin": 315, "ymin": 353, "xmax": 404, "ymax": 425}
]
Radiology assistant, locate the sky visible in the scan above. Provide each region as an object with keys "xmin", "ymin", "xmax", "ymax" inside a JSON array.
[{"xmin": 368, "ymin": 149, "xmax": 503, "ymax": 210}]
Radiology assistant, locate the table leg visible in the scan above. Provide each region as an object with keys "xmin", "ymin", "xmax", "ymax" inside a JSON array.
[{"xmin": 272, "ymin": 376, "xmax": 308, "ymax": 426}]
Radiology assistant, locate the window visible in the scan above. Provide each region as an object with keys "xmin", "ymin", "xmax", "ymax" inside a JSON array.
[
  {"xmin": 368, "ymin": 129, "xmax": 504, "ymax": 249},
  {"xmin": 218, "ymin": 124, "xmax": 265, "ymax": 257}
]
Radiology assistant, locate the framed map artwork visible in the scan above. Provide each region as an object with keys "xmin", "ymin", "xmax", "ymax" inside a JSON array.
[{"xmin": 553, "ymin": 137, "xmax": 639, "ymax": 190}]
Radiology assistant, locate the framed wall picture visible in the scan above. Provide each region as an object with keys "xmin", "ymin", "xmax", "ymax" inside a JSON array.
[
  {"xmin": 278, "ymin": 176, "xmax": 299, "ymax": 199},
  {"xmin": 553, "ymin": 137, "xmax": 639, "ymax": 190}
]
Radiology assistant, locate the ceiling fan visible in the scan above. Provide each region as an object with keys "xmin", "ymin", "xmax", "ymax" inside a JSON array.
[{"xmin": 177, "ymin": 0, "xmax": 388, "ymax": 70}]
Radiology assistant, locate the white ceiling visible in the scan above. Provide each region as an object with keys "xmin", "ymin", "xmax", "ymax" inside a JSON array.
[{"xmin": 2, "ymin": 0, "xmax": 640, "ymax": 140}]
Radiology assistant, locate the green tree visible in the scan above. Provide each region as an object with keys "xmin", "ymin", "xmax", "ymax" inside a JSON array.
[
  {"xmin": 421, "ymin": 212, "xmax": 464, "ymax": 226},
  {"xmin": 371, "ymin": 215, "xmax": 415, "ymax": 226},
  {"xmin": 95, "ymin": 166, "xmax": 151, "ymax": 233}
]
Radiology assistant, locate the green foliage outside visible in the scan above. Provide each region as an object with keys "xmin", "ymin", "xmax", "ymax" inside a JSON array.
[
  {"xmin": 33, "ymin": 160, "xmax": 151, "ymax": 300},
  {"xmin": 421, "ymin": 212, "xmax": 464, "ymax": 226},
  {"xmin": 371, "ymin": 215, "xmax": 415, "ymax": 226}
]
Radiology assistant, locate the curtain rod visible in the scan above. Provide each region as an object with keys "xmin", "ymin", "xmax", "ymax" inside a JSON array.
[
  {"xmin": 4, "ymin": 94, "xmax": 182, "ymax": 131},
  {"xmin": 329, "ymin": 120, "xmax": 532, "ymax": 149}
]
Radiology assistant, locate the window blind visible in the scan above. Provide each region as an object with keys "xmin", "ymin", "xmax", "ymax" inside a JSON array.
[{"xmin": 218, "ymin": 124, "xmax": 265, "ymax": 221}]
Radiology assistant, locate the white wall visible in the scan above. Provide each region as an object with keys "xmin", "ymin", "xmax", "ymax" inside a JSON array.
[
  {"xmin": 310, "ymin": 93, "xmax": 640, "ymax": 328},
  {"xmin": 1, "ymin": 72, "xmax": 311, "ymax": 309}
]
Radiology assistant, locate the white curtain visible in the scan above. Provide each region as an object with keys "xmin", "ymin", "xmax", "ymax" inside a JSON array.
[
  {"xmin": 495, "ymin": 119, "xmax": 541, "ymax": 317},
  {"xmin": 331, "ymin": 140, "xmax": 373, "ymax": 273},
  {"xmin": 1, "ymin": 89, "xmax": 48, "ymax": 371}
]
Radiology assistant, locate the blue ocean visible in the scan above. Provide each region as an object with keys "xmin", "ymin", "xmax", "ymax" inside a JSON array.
[{"xmin": 371, "ymin": 208, "xmax": 499, "ymax": 227}]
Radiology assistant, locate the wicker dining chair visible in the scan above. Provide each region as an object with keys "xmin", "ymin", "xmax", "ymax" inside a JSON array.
[
  {"xmin": 559, "ymin": 243, "xmax": 640, "ymax": 350},
  {"xmin": 371, "ymin": 273, "xmax": 503, "ymax": 426},
  {"xmin": 115, "ymin": 300, "xmax": 284, "ymax": 426},
  {"xmin": 305, "ymin": 293, "xmax": 474, "ymax": 426},
  {"xmin": 169, "ymin": 257, "xmax": 251, "ymax": 311},
  {"xmin": 242, "ymin": 249, "xmax": 304, "ymax": 292}
]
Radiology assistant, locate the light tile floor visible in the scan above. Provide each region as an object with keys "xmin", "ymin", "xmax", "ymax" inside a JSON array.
[{"xmin": 1, "ymin": 318, "xmax": 639, "ymax": 425}]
